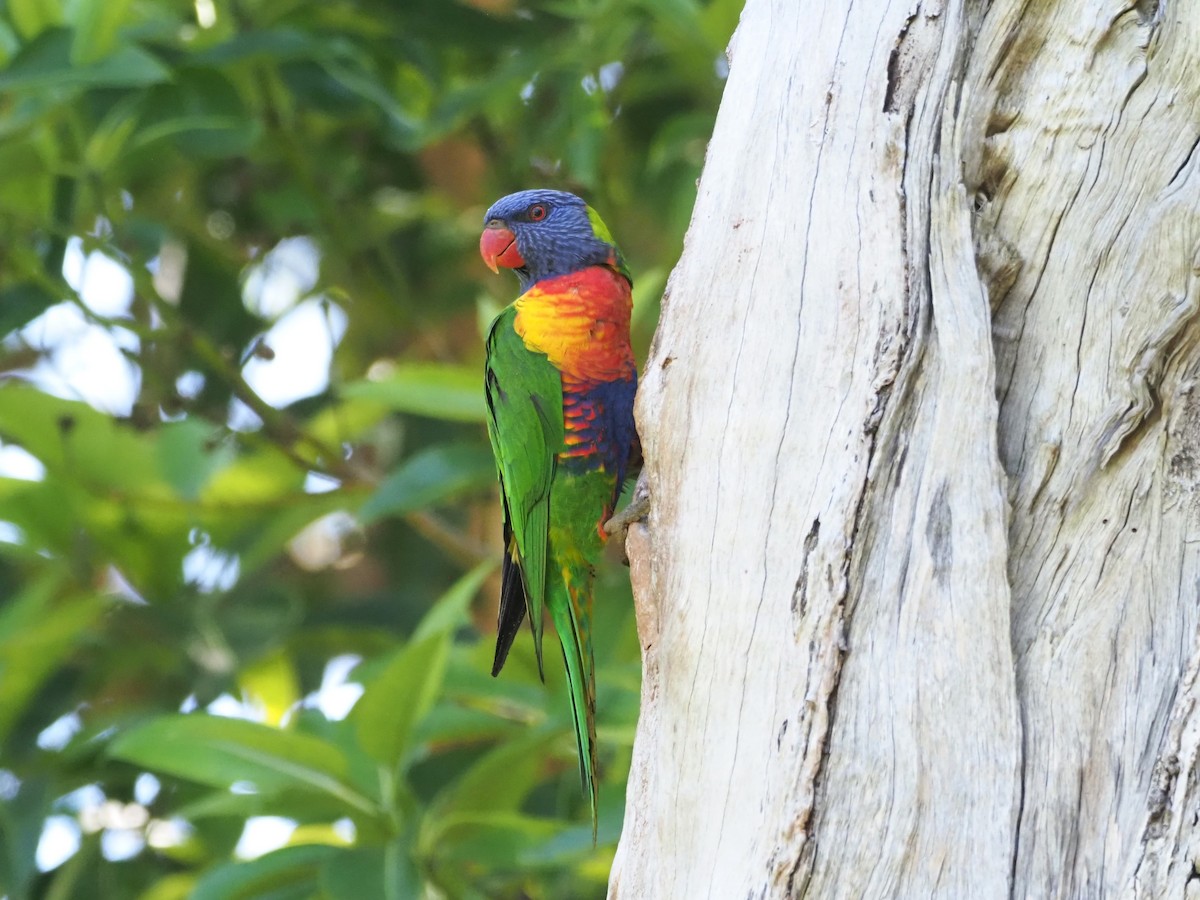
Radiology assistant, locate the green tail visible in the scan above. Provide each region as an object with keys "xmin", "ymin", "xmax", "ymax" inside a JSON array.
[
  {"xmin": 545, "ymin": 465, "xmax": 615, "ymax": 841},
  {"xmin": 549, "ymin": 573, "xmax": 598, "ymax": 840}
]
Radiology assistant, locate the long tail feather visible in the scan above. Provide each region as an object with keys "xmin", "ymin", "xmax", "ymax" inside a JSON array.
[
  {"xmin": 523, "ymin": 499, "xmax": 549, "ymax": 675},
  {"xmin": 550, "ymin": 579, "xmax": 598, "ymax": 841}
]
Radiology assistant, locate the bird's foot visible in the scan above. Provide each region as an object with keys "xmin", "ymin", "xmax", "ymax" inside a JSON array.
[
  {"xmin": 603, "ymin": 493, "xmax": 650, "ymax": 538},
  {"xmin": 604, "ymin": 474, "xmax": 656, "ymax": 650},
  {"xmin": 603, "ymin": 475, "xmax": 650, "ymax": 566}
]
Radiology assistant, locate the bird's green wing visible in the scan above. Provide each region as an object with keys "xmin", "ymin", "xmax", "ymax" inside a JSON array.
[{"xmin": 484, "ymin": 305, "xmax": 564, "ymax": 677}]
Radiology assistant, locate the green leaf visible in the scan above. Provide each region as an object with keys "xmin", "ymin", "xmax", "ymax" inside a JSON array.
[
  {"xmin": 0, "ymin": 22, "xmax": 18, "ymax": 66},
  {"xmin": 0, "ymin": 384, "xmax": 161, "ymax": 491},
  {"xmin": 631, "ymin": 264, "xmax": 668, "ymax": 330},
  {"xmin": 358, "ymin": 442, "xmax": 495, "ymax": 524},
  {"xmin": 342, "ymin": 364, "xmax": 485, "ymax": 423},
  {"xmin": 108, "ymin": 715, "xmax": 381, "ymax": 818},
  {"xmin": 320, "ymin": 843, "xmax": 421, "ymax": 900},
  {"xmin": 517, "ymin": 814, "xmax": 623, "ymax": 865},
  {"xmin": 0, "ymin": 775, "xmax": 48, "ymax": 897},
  {"xmin": 82, "ymin": 92, "xmax": 142, "ymax": 171},
  {"xmin": 220, "ymin": 491, "xmax": 357, "ymax": 577},
  {"xmin": 318, "ymin": 58, "xmax": 419, "ymax": 145},
  {"xmin": 190, "ymin": 845, "xmax": 339, "ymax": 900},
  {"xmin": 200, "ymin": 446, "xmax": 305, "ymax": 506},
  {"xmin": 156, "ymin": 418, "xmax": 230, "ymax": 501},
  {"xmin": 0, "ymin": 572, "xmax": 105, "ymax": 746},
  {"xmin": 191, "ymin": 27, "xmax": 327, "ymax": 66},
  {"xmin": 426, "ymin": 812, "xmax": 561, "ymax": 869},
  {"xmin": 174, "ymin": 789, "xmax": 270, "ymax": 823},
  {"xmin": 351, "ymin": 632, "xmax": 449, "ymax": 770},
  {"xmin": 412, "ymin": 559, "xmax": 496, "ymax": 641},
  {"xmin": 412, "ymin": 702, "xmax": 519, "ymax": 749},
  {"xmin": 238, "ymin": 648, "xmax": 301, "ymax": 728},
  {"xmin": 7, "ymin": 0, "xmax": 62, "ymax": 40},
  {"xmin": 428, "ymin": 731, "xmax": 557, "ymax": 821},
  {"xmin": 67, "ymin": 0, "xmax": 133, "ymax": 64},
  {"xmin": 306, "ymin": 393, "xmax": 394, "ymax": 448},
  {"xmin": 135, "ymin": 873, "xmax": 197, "ymax": 900},
  {"xmin": 0, "ymin": 281, "xmax": 58, "ymax": 337},
  {"xmin": 0, "ymin": 28, "xmax": 169, "ymax": 91},
  {"xmin": 133, "ymin": 68, "xmax": 261, "ymax": 159}
]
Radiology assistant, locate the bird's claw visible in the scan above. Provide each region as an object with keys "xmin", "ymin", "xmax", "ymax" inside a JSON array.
[
  {"xmin": 603, "ymin": 473, "xmax": 651, "ymax": 566},
  {"xmin": 603, "ymin": 492, "xmax": 650, "ymax": 537}
]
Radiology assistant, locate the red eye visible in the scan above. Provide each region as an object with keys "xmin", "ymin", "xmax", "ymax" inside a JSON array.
[{"xmin": 529, "ymin": 204, "xmax": 547, "ymax": 221}]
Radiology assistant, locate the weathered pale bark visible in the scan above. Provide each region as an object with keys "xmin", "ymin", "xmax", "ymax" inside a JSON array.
[{"xmin": 610, "ymin": 0, "xmax": 1200, "ymax": 897}]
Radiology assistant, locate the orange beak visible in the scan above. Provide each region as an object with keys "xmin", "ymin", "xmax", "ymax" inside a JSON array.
[{"xmin": 479, "ymin": 224, "xmax": 525, "ymax": 273}]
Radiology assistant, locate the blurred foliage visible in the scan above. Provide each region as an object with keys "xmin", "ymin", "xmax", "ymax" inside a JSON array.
[{"xmin": 0, "ymin": 0, "xmax": 735, "ymax": 897}]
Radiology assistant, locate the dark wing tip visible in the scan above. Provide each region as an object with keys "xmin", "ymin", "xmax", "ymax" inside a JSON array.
[{"xmin": 491, "ymin": 542, "xmax": 527, "ymax": 676}]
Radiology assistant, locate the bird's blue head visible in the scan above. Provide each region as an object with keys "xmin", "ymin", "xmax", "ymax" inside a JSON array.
[{"xmin": 479, "ymin": 189, "xmax": 629, "ymax": 291}]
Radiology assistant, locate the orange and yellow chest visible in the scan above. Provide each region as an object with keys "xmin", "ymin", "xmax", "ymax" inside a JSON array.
[{"xmin": 513, "ymin": 266, "xmax": 635, "ymax": 385}]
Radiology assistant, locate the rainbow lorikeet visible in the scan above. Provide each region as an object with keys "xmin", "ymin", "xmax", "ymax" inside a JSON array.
[{"xmin": 479, "ymin": 189, "xmax": 637, "ymax": 835}]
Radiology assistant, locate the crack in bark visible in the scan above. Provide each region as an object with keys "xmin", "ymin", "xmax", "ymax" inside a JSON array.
[
  {"xmin": 883, "ymin": 12, "xmax": 919, "ymax": 114},
  {"xmin": 1168, "ymin": 132, "xmax": 1200, "ymax": 187},
  {"xmin": 791, "ymin": 518, "xmax": 821, "ymax": 617},
  {"xmin": 1095, "ymin": 288, "xmax": 1200, "ymax": 469},
  {"xmin": 926, "ymin": 479, "xmax": 954, "ymax": 584},
  {"xmin": 1132, "ymin": 0, "xmax": 1164, "ymax": 31}
]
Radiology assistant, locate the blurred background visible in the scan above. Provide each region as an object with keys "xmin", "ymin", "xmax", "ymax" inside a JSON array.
[{"xmin": 0, "ymin": 0, "xmax": 736, "ymax": 897}]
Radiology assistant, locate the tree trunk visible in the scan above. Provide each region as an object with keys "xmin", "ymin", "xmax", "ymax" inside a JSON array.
[{"xmin": 609, "ymin": 0, "xmax": 1200, "ymax": 896}]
